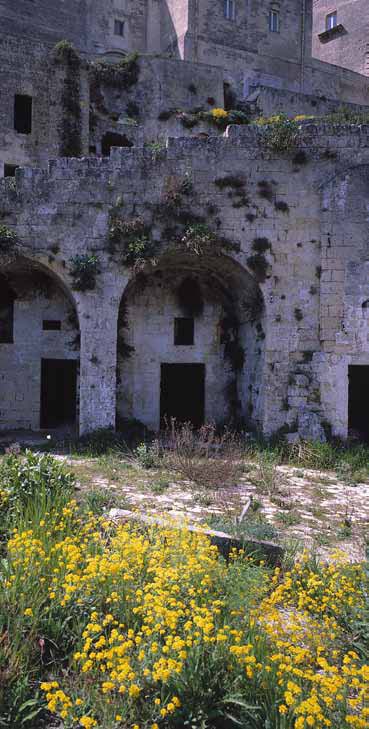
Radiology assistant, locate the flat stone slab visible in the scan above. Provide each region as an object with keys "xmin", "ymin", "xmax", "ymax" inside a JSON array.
[{"xmin": 108, "ymin": 508, "xmax": 284, "ymax": 565}]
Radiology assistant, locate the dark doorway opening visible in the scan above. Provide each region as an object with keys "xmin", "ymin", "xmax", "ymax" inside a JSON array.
[
  {"xmin": 160, "ymin": 363, "xmax": 205, "ymax": 428},
  {"xmin": 101, "ymin": 132, "xmax": 133, "ymax": 156},
  {"xmin": 0, "ymin": 279, "xmax": 15, "ymax": 343},
  {"xmin": 348, "ymin": 365, "xmax": 369, "ymax": 443},
  {"xmin": 40, "ymin": 359, "xmax": 77, "ymax": 429},
  {"xmin": 223, "ymin": 82, "xmax": 236, "ymax": 111},
  {"xmin": 14, "ymin": 94, "xmax": 32, "ymax": 134}
]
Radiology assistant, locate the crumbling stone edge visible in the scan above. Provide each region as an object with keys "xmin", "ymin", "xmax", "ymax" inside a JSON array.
[{"xmin": 108, "ymin": 508, "xmax": 284, "ymax": 566}]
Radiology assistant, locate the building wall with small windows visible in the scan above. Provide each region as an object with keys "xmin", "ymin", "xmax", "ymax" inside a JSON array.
[
  {"xmin": 2, "ymin": 126, "xmax": 369, "ymax": 441},
  {"xmin": 2, "ymin": 0, "xmax": 369, "ymax": 179},
  {"xmin": 182, "ymin": 0, "xmax": 314, "ymax": 96},
  {"xmin": 312, "ymin": 0, "xmax": 369, "ymax": 76}
]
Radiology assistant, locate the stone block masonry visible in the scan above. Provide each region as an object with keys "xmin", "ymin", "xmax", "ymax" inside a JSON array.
[{"xmin": 0, "ymin": 123, "xmax": 368, "ymax": 440}]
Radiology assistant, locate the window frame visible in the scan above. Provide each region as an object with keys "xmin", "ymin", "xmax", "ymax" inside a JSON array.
[
  {"xmin": 326, "ymin": 11, "xmax": 338, "ymax": 31},
  {"xmin": 269, "ymin": 8, "xmax": 280, "ymax": 33},
  {"xmin": 223, "ymin": 0, "xmax": 236, "ymax": 21},
  {"xmin": 174, "ymin": 317, "xmax": 195, "ymax": 346},
  {"xmin": 114, "ymin": 18, "xmax": 125, "ymax": 37},
  {"xmin": 14, "ymin": 94, "xmax": 33, "ymax": 135},
  {"xmin": 0, "ymin": 283, "xmax": 15, "ymax": 344},
  {"xmin": 4, "ymin": 164, "xmax": 18, "ymax": 178},
  {"xmin": 43, "ymin": 320, "xmax": 62, "ymax": 331}
]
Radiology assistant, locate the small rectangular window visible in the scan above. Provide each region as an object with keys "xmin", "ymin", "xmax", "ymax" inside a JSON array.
[
  {"xmin": 224, "ymin": 0, "xmax": 235, "ymax": 21},
  {"xmin": 14, "ymin": 95, "xmax": 32, "ymax": 134},
  {"xmin": 326, "ymin": 11, "xmax": 337, "ymax": 30},
  {"xmin": 269, "ymin": 9, "xmax": 280, "ymax": 33},
  {"xmin": 4, "ymin": 164, "xmax": 18, "ymax": 178},
  {"xmin": 43, "ymin": 320, "xmax": 61, "ymax": 331},
  {"xmin": 0, "ymin": 284, "xmax": 14, "ymax": 344},
  {"xmin": 114, "ymin": 19, "xmax": 125, "ymax": 36},
  {"xmin": 174, "ymin": 318, "xmax": 194, "ymax": 346}
]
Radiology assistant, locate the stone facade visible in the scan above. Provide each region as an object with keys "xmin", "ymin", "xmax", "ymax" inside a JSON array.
[
  {"xmin": 1, "ymin": 125, "xmax": 369, "ymax": 441},
  {"xmin": 2, "ymin": 0, "xmax": 369, "ymax": 173},
  {"xmin": 313, "ymin": 0, "xmax": 369, "ymax": 76},
  {"xmin": 1, "ymin": 1, "xmax": 369, "ymax": 441}
]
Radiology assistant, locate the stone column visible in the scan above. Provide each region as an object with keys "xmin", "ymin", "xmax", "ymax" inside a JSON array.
[{"xmin": 78, "ymin": 290, "xmax": 119, "ymax": 435}]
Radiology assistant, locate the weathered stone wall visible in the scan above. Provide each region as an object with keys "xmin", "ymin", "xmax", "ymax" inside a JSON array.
[
  {"xmin": 312, "ymin": 0, "xmax": 369, "ymax": 76},
  {"xmin": 0, "ymin": 124, "xmax": 368, "ymax": 439},
  {"xmin": 0, "ymin": 0, "xmax": 89, "ymax": 50},
  {"xmin": 0, "ymin": 269, "xmax": 79, "ymax": 430},
  {"xmin": 0, "ymin": 0, "xmax": 153, "ymax": 57},
  {"xmin": 249, "ymin": 85, "xmax": 369, "ymax": 119},
  {"xmin": 86, "ymin": 0, "xmax": 151, "ymax": 56},
  {"xmin": 118, "ymin": 276, "xmax": 232, "ymax": 430},
  {"xmin": 90, "ymin": 56, "xmax": 225, "ymax": 153},
  {"xmin": 188, "ymin": 0, "xmax": 312, "ymax": 91},
  {"xmin": 0, "ymin": 36, "xmax": 90, "ymax": 171},
  {"xmin": 2, "ymin": 0, "xmax": 369, "ymax": 178}
]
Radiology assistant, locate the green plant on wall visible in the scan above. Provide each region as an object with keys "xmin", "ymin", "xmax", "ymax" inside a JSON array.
[
  {"xmin": 89, "ymin": 52, "xmax": 140, "ymax": 121},
  {"xmin": 180, "ymin": 223, "xmax": 239, "ymax": 256},
  {"xmin": 53, "ymin": 41, "xmax": 82, "ymax": 157},
  {"xmin": 90, "ymin": 52, "xmax": 140, "ymax": 89},
  {"xmin": 256, "ymin": 115, "xmax": 299, "ymax": 153},
  {"xmin": 70, "ymin": 254, "xmax": 100, "ymax": 291},
  {"xmin": 0, "ymin": 225, "xmax": 18, "ymax": 252},
  {"xmin": 109, "ymin": 217, "xmax": 159, "ymax": 267}
]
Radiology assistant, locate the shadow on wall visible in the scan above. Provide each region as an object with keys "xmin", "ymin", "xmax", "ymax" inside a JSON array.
[
  {"xmin": 115, "ymin": 252, "xmax": 265, "ymax": 432},
  {"xmin": 0, "ymin": 258, "xmax": 80, "ymax": 432}
]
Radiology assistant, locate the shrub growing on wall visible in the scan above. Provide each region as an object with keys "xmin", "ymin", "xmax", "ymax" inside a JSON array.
[
  {"xmin": 256, "ymin": 115, "xmax": 299, "ymax": 153},
  {"xmin": 89, "ymin": 53, "xmax": 140, "ymax": 120},
  {"xmin": 90, "ymin": 52, "xmax": 140, "ymax": 89},
  {"xmin": 109, "ymin": 217, "xmax": 159, "ymax": 267},
  {"xmin": 53, "ymin": 41, "xmax": 82, "ymax": 157},
  {"xmin": 0, "ymin": 225, "xmax": 17, "ymax": 252},
  {"xmin": 180, "ymin": 223, "xmax": 239, "ymax": 256},
  {"xmin": 70, "ymin": 254, "xmax": 100, "ymax": 291}
]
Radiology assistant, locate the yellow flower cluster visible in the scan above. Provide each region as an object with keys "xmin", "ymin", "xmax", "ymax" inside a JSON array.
[
  {"xmin": 0, "ymin": 486, "xmax": 9, "ymax": 508},
  {"xmin": 254, "ymin": 554, "xmax": 369, "ymax": 729},
  {"xmin": 211, "ymin": 107, "xmax": 228, "ymax": 118},
  {"xmin": 5, "ymin": 497, "xmax": 369, "ymax": 729}
]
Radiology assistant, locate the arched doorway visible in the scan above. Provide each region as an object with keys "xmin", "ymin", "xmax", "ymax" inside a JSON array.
[
  {"xmin": 0, "ymin": 258, "xmax": 80, "ymax": 433},
  {"xmin": 116, "ymin": 254, "xmax": 264, "ymax": 431}
]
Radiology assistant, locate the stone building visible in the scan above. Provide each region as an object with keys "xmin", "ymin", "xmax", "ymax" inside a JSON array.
[
  {"xmin": 313, "ymin": 0, "xmax": 369, "ymax": 76},
  {"xmin": 2, "ymin": 0, "xmax": 369, "ymax": 174},
  {"xmin": 0, "ymin": 0, "xmax": 369, "ymax": 442}
]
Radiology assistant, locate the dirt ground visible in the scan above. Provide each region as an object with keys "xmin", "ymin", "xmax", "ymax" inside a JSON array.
[{"xmin": 64, "ymin": 455, "xmax": 369, "ymax": 562}]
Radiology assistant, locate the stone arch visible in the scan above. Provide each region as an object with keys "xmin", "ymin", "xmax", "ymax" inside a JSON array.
[
  {"xmin": 0, "ymin": 255, "xmax": 80, "ymax": 433},
  {"xmin": 317, "ymin": 165, "xmax": 369, "ymax": 440},
  {"xmin": 116, "ymin": 252, "xmax": 265, "ymax": 432}
]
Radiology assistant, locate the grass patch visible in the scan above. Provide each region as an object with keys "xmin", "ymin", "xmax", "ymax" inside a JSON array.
[{"xmin": 1, "ymin": 452, "xmax": 369, "ymax": 728}]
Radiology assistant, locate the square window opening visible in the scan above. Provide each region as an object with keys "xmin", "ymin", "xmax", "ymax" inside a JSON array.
[
  {"xmin": 14, "ymin": 94, "xmax": 32, "ymax": 134},
  {"xmin": 114, "ymin": 19, "xmax": 125, "ymax": 36},
  {"xmin": 174, "ymin": 317, "xmax": 194, "ymax": 346},
  {"xmin": 4, "ymin": 164, "xmax": 18, "ymax": 178},
  {"xmin": 43, "ymin": 320, "xmax": 61, "ymax": 331}
]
